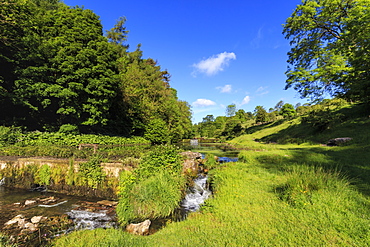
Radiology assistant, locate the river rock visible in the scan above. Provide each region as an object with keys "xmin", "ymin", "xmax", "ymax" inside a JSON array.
[
  {"xmin": 24, "ymin": 200, "xmax": 37, "ymax": 206},
  {"xmin": 327, "ymin": 137, "xmax": 353, "ymax": 146},
  {"xmin": 97, "ymin": 200, "xmax": 118, "ymax": 207},
  {"xmin": 126, "ymin": 219, "xmax": 151, "ymax": 235},
  {"xmin": 31, "ymin": 216, "xmax": 47, "ymax": 224},
  {"xmin": 4, "ymin": 215, "xmax": 24, "ymax": 226},
  {"xmin": 182, "ymin": 159, "xmax": 199, "ymax": 175},
  {"xmin": 24, "ymin": 222, "xmax": 37, "ymax": 231},
  {"xmin": 181, "ymin": 151, "xmax": 202, "ymax": 159}
]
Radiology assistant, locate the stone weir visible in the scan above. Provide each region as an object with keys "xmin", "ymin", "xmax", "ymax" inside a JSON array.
[
  {"xmin": 0, "ymin": 156, "xmax": 130, "ymax": 178},
  {"xmin": 0, "ymin": 156, "xmax": 134, "ymax": 199},
  {"xmin": 0, "ymin": 152, "xmax": 203, "ymax": 199}
]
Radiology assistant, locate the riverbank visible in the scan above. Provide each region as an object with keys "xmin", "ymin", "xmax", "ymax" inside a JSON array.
[
  {"xmin": 54, "ymin": 143, "xmax": 370, "ymax": 246},
  {"xmin": 54, "ymin": 112, "xmax": 370, "ymax": 246}
]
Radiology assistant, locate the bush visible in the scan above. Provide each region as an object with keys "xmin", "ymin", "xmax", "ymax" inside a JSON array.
[
  {"xmin": 58, "ymin": 124, "xmax": 79, "ymax": 134},
  {"xmin": 144, "ymin": 118, "xmax": 170, "ymax": 144},
  {"xmin": 36, "ymin": 164, "xmax": 51, "ymax": 186},
  {"xmin": 138, "ymin": 145, "xmax": 182, "ymax": 178},
  {"xmin": 78, "ymin": 156, "xmax": 106, "ymax": 188},
  {"xmin": 0, "ymin": 126, "xmax": 22, "ymax": 146}
]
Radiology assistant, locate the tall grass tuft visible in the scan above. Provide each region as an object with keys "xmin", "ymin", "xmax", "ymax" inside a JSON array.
[
  {"xmin": 276, "ymin": 165, "xmax": 350, "ymax": 208},
  {"xmin": 117, "ymin": 170, "xmax": 185, "ymax": 225}
]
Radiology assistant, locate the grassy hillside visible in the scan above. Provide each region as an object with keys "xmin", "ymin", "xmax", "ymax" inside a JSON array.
[{"xmin": 54, "ymin": 103, "xmax": 370, "ymax": 246}]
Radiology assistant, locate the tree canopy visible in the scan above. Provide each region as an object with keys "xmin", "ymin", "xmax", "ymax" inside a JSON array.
[
  {"xmin": 283, "ymin": 0, "xmax": 370, "ymax": 103},
  {"xmin": 0, "ymin": 0, "xmax": 192, "ymax": 142}
]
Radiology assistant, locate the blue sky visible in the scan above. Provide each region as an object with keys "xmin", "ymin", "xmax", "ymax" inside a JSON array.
[{"xmin": 63, "ymin": 0, "xmax": 308, "ymax": 123}]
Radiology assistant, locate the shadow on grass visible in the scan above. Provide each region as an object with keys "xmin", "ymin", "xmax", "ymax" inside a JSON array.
[{"xmin": 257, "ymin": 144, "xmax": 370, "ymax": 197}]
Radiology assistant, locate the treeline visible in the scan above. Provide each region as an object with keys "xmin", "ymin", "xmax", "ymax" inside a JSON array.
[
  {"xmin": 194, "ymin": 98, "xmax": 349, "ymax": 140},
  {"xmin": 0, "ymin": 0, "xmax": 192, "ymax": 142}
]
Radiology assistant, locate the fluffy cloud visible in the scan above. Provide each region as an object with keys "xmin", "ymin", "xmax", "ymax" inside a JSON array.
[
  {"xmin": 192, "ymin": 99, "xmax": 217, "ymax": 107},
  {"xmin": 192, "ymin": 52, "xmax": 236, "ymax": 76},
  {"xmin": 241, "ymin": 96, "xmax": 251, "ymax": 105},
  {"xmin": 216, "ymin": 84, "xmax": 232, "ymax": 93}
]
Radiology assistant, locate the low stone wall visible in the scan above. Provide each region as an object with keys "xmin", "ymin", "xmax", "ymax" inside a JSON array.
[{"xmin": 0, "ymin": 156, "xmax": 131, "ymax": 178}]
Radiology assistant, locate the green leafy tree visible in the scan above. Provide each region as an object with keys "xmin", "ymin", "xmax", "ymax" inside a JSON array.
[
  {"xmin": 235, "ymin": 109, "xmax": 247, "ymax": 121},
  {"xmin": 119, "ymin": 48, "xmax": 192, "ymax": 140},
  {"xmin": 226, "ymin": 104, "xmax": 237, "ymax": 117},
  {"xmin": 274, "ymin": 100, "xmax": 284, "ymax": 112},
  {"xmin": 254, "ymin": 106, "xmax": 268, "ymax": 123},
  {"xmin": 144, "ymin": 118, "xmax": 170, "ymax": 144},
  {"xmin": 280, "ymin": 103, "xmax": 296, "ymax": 119},
  {"xmin": 1, "ymin": 3, "xmax": 121, "ymax": 131},
  {"xmin": 283, "ymin": 0, "xmax": 370, "ymax": 103}
]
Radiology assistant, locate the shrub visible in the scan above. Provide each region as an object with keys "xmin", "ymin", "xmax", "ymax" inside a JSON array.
[
  {"xmin": 78, "ymin": 156, "xmax": 106, "ymax": 188},
  {"xmin": 0, "ymin": 126, "xmax": 22, "ymax": 146},
  {"xmin": 36, "ymin": 164, "xmax": 51, "ymax": 186},
  {"xmin": 58, "ymin": 124, "xmax": 79, "ymax": 134},
  {"xmin": 138, "ymin": 145, "xmax": 182, "ymax": 178},
  {"xmin": 144, "ymin": 118, "xmax": 170, "ymax": 144}
]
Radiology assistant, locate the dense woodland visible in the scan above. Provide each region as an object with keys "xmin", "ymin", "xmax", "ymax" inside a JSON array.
[{"xmin": 0, "ymin": 0, "xmax": 192, "ymax": 142}]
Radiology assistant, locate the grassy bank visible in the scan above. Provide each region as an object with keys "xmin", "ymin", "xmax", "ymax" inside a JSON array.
[
  {"xmin": 55, "ymin": 149, "xmax": 370, "ymax": 245},
  {"xmin": 53, "ymin": 103, "xmax": 370, "ymax": 246}
]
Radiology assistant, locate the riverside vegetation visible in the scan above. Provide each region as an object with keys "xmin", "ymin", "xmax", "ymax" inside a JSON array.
[
  {"xmin": 2, "ymin": 0, "xmax": 370, "ymax": 246},
  {"xmin": 52, "ymin": 102, "xmax": 370, "ymax": 246}
]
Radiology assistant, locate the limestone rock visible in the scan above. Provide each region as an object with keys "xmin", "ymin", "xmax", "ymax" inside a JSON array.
[
  {"xmin": 181, "ymin": 151, "xmax": 202, "ymax": 159},
  {"xmin": 126, "ymin": 219, "xmax": 151, "ymax": 235},
  {"xmin": 24, "ymin": 200, "xmax": 37, "ymax": 206},
  {"xmin": 327, "ymin": 137, "xmax": 353, "ymax": 146},
  {"xmin": 24, "ymin": 222, "xmax": 37, "ymax": 231},
  {"xmin": 31, "ymin": 216, "xmax": 47, "ymax": 224},
  {"xmin": 182, "ymin": 159, "xmax": 199, "ymax": 175},
  {"xmin": 97, "ymin": 200, "xmax": 118, "ymax": 207},
  {"xmin": 4, "ymin": 215, "xmax": 24, "ymax": 226}
]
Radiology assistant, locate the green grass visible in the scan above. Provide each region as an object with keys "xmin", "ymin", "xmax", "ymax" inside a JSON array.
[
  {"xmin": 54, "ymin": 103, "xmax": 370, "ymax": 246},
  {"xmin": 55, "ymin": 152, "xmax": 370, "ymax": 246}
]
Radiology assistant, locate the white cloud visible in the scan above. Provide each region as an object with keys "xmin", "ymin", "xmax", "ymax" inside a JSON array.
[
  {"xmin": 241, "ymin": 96, "xmax": 251, "ymax": 105},
  {"xmin": 251, "ymin": 27, "xmax": 263, "ymax": 49},
  {"xmin": 216, "ymin": 84, "xmax": 232, "ymax": 93},
  {"xmin": 192, "ymin": 52, "xmax": 236, "ymax": 76},
  {"xmin": 192, "ymin": 99, "xmax": 217, "ymax": 107},
  {"xmin": 256, "ymin": 86, "xmax": 269, "ymax": 95}
]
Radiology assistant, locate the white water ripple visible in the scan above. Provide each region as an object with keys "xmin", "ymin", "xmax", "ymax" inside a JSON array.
[{"xmin": 181, "ymin": 175, "xmax": 211, "ymax": 212}]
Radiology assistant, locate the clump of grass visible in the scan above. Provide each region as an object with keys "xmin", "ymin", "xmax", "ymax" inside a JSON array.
[
  {"xmin": 117, "ymin": 170, "xmax": 185, "ymax": 225},
  {"xmin": 116, "ymin": 145, "xmax": 186, "ymax": 225},
  {"xmin": 276, "ymin": 165, "xmax": 350, "ymax": 208}
]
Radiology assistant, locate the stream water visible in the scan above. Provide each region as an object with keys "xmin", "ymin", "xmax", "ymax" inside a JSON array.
[
  {"xmin": 0, "ymin": 146, "xmax": 237, "ymax": 244},
  {"xmin": 181, "ymin": 175, "xmax": 211, "ymax": 212},
  {"xmin": 0, "ymin": 187, "xmax": 116, "ymax": 232}
]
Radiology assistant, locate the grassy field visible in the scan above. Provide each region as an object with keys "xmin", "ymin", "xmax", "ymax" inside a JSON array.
[{"xmin": 54, "ymin": 104, "xmax": 370, "ymax": 246}]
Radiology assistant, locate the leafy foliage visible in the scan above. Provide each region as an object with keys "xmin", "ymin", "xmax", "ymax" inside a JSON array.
[
  {"xmin": 283, "ymin": 0, "xmax": 370, "ymax": 102},
  {"xmin": 138, "ymin": 145, "xmax": 182, "ymax": 178},
  {"xmin": 0, "ymin": 0, "xmax": 192, "ymax": 140},
  {"xmin": 78, "ymin": 156, "xmax": 106, "ymax": 188},
  {"xmin": 280, "ymin": 103, "xmax": 296, "ymax": 119},
  {"xmin": 144, "ymin": 118, "xmax": 170, "ymax": 144},
  {"xmin": 36, "ymin": 164, "xmax": 51, "ymax": 186}
]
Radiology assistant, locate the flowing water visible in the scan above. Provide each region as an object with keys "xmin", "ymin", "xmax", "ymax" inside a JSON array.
[
  {"xmin": 181, "ymin": 175, "xmax": 211, "ymax": 212},
  {"xmin": 0, "ymin": 186, "xmax": 116, "ymax": 231},
  {"xmin": 0, "ymin": 146, "xmax": 237, "ymax": 241}
]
